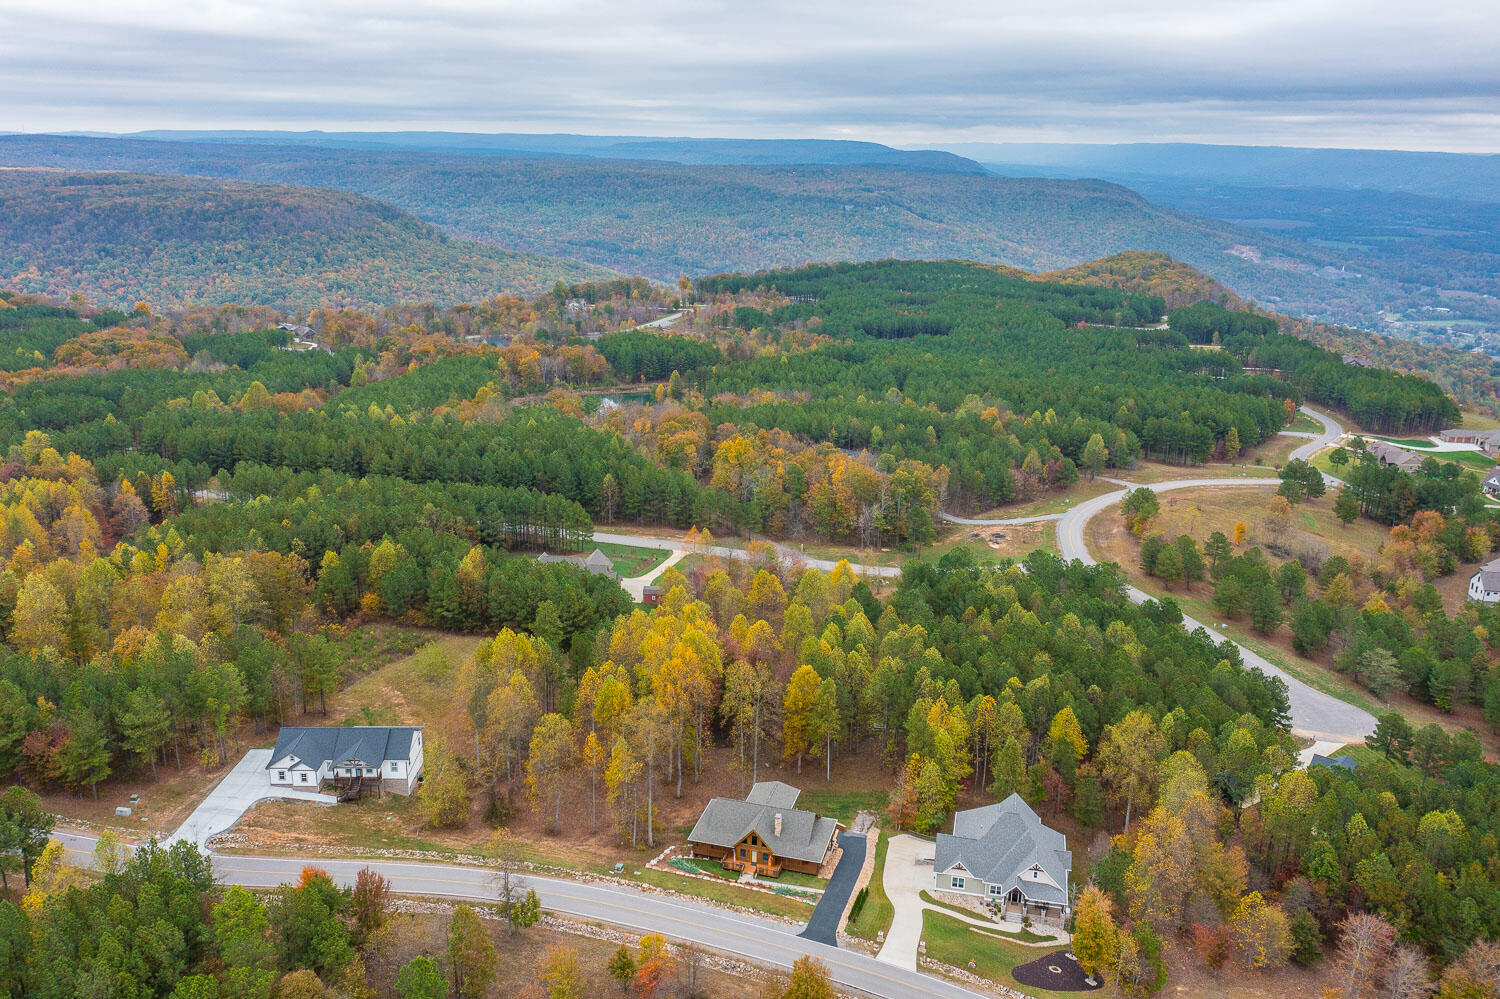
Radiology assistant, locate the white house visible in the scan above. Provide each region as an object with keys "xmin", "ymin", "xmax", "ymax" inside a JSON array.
[
  {"xmin": 1483, "ymin": 468, "xmax": 1500, "ymax": 498},
  {"xmin": 267, "ymin": 726, "xmax": 424, "ymax": 795},
  {"xmin": 1469, "ymin": 559, "xmax": 1500, "ymax": 604},
  {"xmin": 933, "ymin": 793, "xmax": 1072, "ymax": 919}
]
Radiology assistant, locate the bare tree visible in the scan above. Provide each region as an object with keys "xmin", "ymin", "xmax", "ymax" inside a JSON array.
[
  {"xmin": 1382, "ymin": 945, "xmax": 1434, "ymax": 999},
  {"xmin": 1335, "ymin": 913, "xmax": 1395, "ymax": 999}
]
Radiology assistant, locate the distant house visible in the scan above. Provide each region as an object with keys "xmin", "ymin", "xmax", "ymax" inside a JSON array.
[
  {"xmin": 1470, "ymin": 558, "xmax": 1500, "ymax": 604},
  {"xmin": 277, "ymin": 322, "xmax": 314, "ymax": 338},
  {"xmin": 686, "ymin": 781, "xmax": 841, "ymax": 877},
  {"xmin": 933, "ymin": 793, "xmax": 1072, "ymax": 919},
  {"xmin": 642, "ymin": 585, "xmax": 663, "ymax": 605},
  {"xmin": 1341, "ymin": 354, "xmax": 1374, "ymax": 368},
  {"xmin": 1365, "ymin": 440, "xmax": 1425, "ymax": 474},
  {"xmin": 1309, "ymin": 753, "xmax": 1359, "ymax": 774},
  {"xmin": 1440, "ymin": 429, "xmax": 1500, "ymax": 457},
  {"xmin": 537, "ymin": 548, "xmax": 618, "ymax": 579},
  {"xmin": 1483, "ymin": 468, "xmax": 1500, "ymax": 497},
  {"xmin": 268, "ymin": 726, "xmax": 423, "ymax": 796}
]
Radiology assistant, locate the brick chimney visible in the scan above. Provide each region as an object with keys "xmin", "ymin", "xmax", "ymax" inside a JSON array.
[{"xmin": 774, "ymin": 813, "xmax": 783, "ymax": 837}]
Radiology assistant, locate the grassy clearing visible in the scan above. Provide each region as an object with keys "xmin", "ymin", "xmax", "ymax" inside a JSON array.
[
  {"xmin": 1287, "ymin": 411, "xmax": 1324, "ymax": 434},
  {"xmin": 921, "ymin": 911, "xmax": 1053, "ymax": 997},
  {"xmin": 1371, "ymin": 436, "xmax": 1437, "ymax": 448},
  {"xmin": 964, "ymin": 478, "xmax": 1120, "ymax": 521},
  {"xmin": 917, "ymin": 891, "xmax": 1056, "ymax": 941},
  {"xmin": 332, "ymin": 632, "xmax": 485, "ymax": 737},
  {"xmin": 591, "ymin": 540, "xmax": 671, "ymax": 577},
  {"xmin": 797, "ymin": 789, "xmax": 887, "ymax": 825},
  {"xmin": 847, "ymin": 830, "xmax": 894, "ymax": 940}
]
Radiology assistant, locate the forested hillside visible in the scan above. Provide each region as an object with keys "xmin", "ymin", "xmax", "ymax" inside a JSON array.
[
  {"xmin": 0, "ymin": 134, "xmax": 1373, "ymax": 325},
  {"xmin": 0, "ymin": 168, "xmax": 617, "ymax": 309}
]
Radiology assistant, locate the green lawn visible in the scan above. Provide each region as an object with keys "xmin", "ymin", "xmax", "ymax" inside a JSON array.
[
  {"xmin": 1287, "ymin": 411, "xmax": 1324, "ymax": 434},
  {"xmin": 921, "ymin": 911, "xmax": 1057, "ymax": 997},
  {"xmin": 668, "ymin": 857, "xmax": 739, "ymax": 881},
  {"xmin": 797, "ymin": 789, "xmax": 888, "ymax": 825},
  {"xmin": 769, "ymin": 867, "xmax": 828, "ymax": 890},
  {"xmin": 591, "ymin": 541, "xmax": 671, "ymax": 578},
  {"xmin": 918, "ymin": 892, "xmax": 1055, "ymax": 942},
  {"xmin": 1371, "ymin": 436, "xmax": 1437, "ymax": 448},
  {"xmin": 602, "ymin": 865, "xmax": 816, "ymax": 919},
  {"xmin": 846, "ymin": 830, "xmax": 894, "ymax": 940}
]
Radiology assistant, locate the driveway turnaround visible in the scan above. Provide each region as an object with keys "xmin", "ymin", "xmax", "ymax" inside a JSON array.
[
  {"xmin": 164, "ymin": 748, "xmax": 336, "ymax": 848},
  {"xmin": 798, "ymin": 830, "xmax": 867, "ymax": 946},
  {"xmin": 56, "ymin": 830, "xmax": 992, "ymax": 999}
]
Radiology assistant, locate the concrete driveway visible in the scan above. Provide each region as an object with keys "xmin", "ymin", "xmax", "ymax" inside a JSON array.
[
  {"xmin": 876, "ymin": 833, "xmax": 936, "ymax": 968},
  {"xmin": 165, "ymin": 748, "xmax": 336, "ymax": 848}
]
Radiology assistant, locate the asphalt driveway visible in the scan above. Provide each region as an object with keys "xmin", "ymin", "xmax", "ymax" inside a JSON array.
[{"xmin": 798, "ymin": 831, "xmax": 867, "ymax": 946}]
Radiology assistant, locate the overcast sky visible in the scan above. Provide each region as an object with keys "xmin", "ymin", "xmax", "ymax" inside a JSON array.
[{"xmin": 2, "ymin": 0, "xmax": 1496, "ymax": 152}]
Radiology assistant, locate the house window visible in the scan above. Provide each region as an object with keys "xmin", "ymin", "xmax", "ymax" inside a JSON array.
[
  {"xmin": 739, "ymin": 848, "xmax": 746, "ymax": 858},
  {"xmin": 276, "ymin": 771, "xmax": 287, "ymax": 781},
  {"xmin": 298, "ymin": 773, "xmax": 309, "ymax": 782},
  {"xmin": 1032, "ymin": 869, "xmax": 1040, "ymax": 879},
  {"xmin": 988, "ymin": 884, "xmax": 1004, "ymax": 896},
  {"xmin": 389, "ymin": 761, "xmax": 398, "ymax": 772},
  {"xmin": 950, "ymin": 876, "xmax": 966, "ymax": 889}
]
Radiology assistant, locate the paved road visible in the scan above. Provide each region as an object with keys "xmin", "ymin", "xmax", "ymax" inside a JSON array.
[
  {"xmin": 591, "ymin": 531, "xmax": 902, "ymax": 579},
  {"xmin": 56, "ymin": 830, "xmax": 985, "ymax": 999},
  {"xmin": 941, "ymin": 511, "xmax": 1063, "ymax": 526},
  {"xmin": 1054, "ymin": 407, "xmax": 1374, "ymax": 743},
  {"xmin": 799, "ymin": 831, "xmax": 867, "ymax": 946}
]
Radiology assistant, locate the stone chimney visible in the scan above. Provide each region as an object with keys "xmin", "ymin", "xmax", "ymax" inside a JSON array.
[{"xmin": 774, "ymin": 813, "xmax": 783, "ymax": 837}]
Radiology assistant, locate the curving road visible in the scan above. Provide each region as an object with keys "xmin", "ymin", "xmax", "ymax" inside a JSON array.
[
  {"xmin": 1054, "ymin": 407, "xmax": 1373, "ymax": 743},
  {"xmin": 55, "ymin": 831, "xmax": 981, "ymax": 999}
]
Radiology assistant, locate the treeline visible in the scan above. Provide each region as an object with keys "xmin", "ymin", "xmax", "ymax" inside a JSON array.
[
  {"xmin": 1168, "ymin": 301, "xmax": 1278, "ymax": 342},
  {"xmin": 1228, "ymin": 328, "xmax": 1459, "ymax": 433},
  {"xmin": 697, "ymin": 259, "xmax": 1166, "ymax": 330},
  {"xmin": 596, "ymin": 329, "xmax": 721, "ymax": 381},
  {"xmin": 435, "ymin": 549, "xmax": 1290, "ymax": 854},
  {"xmin": 0, "ymin": 442, "xmax": 627, "ymax": 796}
]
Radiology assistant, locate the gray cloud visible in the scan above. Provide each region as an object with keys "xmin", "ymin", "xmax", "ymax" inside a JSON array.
[{"xmin": 1, "ymin": 0, "xmax": 1496, "ymax": 150}]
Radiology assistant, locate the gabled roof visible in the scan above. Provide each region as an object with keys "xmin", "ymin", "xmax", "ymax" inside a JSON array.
[
  {"xmin": 935, "ymin": 794, "xmax": 1071, "ymax": 901},
  {"xmin": 1484, "ymin": 468, "xmax": 1500, "ymax": 487},
  {"xmin": 267, "ymin": 726, "xmax": 420, "ymax": 771},
  {"xmin": 686, "ymin": 785, "xmax": 838, "ymax": 865},
  {"xmin": 745, "ymin": 781, "xmax": 801, "ymax": 808},
  {"xmin": 583, "ymin": 549, "xmax": 614, "ymax": 570},
  {"xmin": 1310, "ymin": 753, "xmax": 1358, "ymax": 773},
  {"xmin": 1365, "ymin": 440, "xmax": 1424, "ymax": 470},
  {"xmin": 1472, "ymin": 557, "xmax": 1500, "ymax": 594}
]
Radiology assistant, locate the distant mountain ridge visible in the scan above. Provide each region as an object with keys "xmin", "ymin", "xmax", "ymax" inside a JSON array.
[
  {"xmin": 124, "ymin": 130, "xmax": 990, "ymax": 174},
  {"xmin": 945, "ymin": 141, "xmax": 1500, "ymax": 202},
  {"xmin": 0, "ymin": 134, "xmax": 1362, "ymax": 321},
  {"xmin": 0, "ymin": 168, "xmax": 618, "ymax": 309}
]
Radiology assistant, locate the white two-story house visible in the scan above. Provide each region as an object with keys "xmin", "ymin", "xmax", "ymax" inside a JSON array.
[
  {"xmin": 267, "ymin": 726, "xmax": 424, "ymax": 795},
  {"xmin": 933, "ymin": 793, "xmax": 1072, "ymax": 919}
]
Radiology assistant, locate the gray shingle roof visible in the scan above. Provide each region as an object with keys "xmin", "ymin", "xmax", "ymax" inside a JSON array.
[
  {"xmin": 1309, "ymin": 753, "xmax": 1358, "ymax": 772},
  {"xmin": 1484, "ymin": 468, "xmax": 1500, "ymax": 488},
  {"xmin": 745, "ymin": 781, "xmax": 801, "ymax": 808},
  {"xmin": 267, "ymin": 726, "xmax": 419, "ymax": 770},
  {"xmin": 686, "ymin": 784, "xmax": 838, "ymax": 865},
  {"xmin": 1472, "ymin": 558, "xmax": 1500, "ymax": 595},
  {"xmin": 935, "ymin": 794, "xmax": 1071, "ymax": 902}
]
